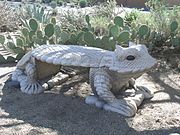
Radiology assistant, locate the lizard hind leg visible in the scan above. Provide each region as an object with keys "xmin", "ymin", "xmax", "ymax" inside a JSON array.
[{"xmin": 89, "ymin": 68, "xmax": 138, "ymax": 117}]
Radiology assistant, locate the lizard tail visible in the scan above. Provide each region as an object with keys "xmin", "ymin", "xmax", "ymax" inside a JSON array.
[{"xmin": 11, "ymin": 51, "xmax": 44, "ymax": 94}]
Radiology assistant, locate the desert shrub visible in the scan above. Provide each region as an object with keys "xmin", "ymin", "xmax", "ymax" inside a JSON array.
[
  {"xmin": 58, "ymin": 10, "xmax": 87, "ymax": 31},
  {"xmin": 130, "ymin": 0, "xmax": 180, "ymax": 49},
  {"xmin": 86, "ymin": 0, "xmax": 106, "ymax": 6},
  {"xmin": 18, "ymin": 4, "xmax": 51, "ymax": 24},
  {"xmin": 90, "ymin": 16, "xmax": 110, "ymax": 36},
  {"xmin": 93, "ymin": 0, "xmax": 120, "ymax": 19},
  {"xmin": 0, "ymin": 3, "xmax": 19, "ymax": 32},
  {"xmin": 124, "ymin": 10, "xmax": 139, "ymax": 26}
]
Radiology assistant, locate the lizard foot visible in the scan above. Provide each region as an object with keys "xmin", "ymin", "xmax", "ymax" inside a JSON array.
[
  {"xmin": 135, "ymin": 86, "xmax": 154, "ymax": 99},
  {"xmin": 85, "ymin": 95, "xmax": 106, "ymax": 109},
  {"xmin": 85, "ymin": 96, "xmax": 137, "ymax": 117},
  {"xmin": 103, "ymin": 99, "xmax": 137, "ymax": 117}
]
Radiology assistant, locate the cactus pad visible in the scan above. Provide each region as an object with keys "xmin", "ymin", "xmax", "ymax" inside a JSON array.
[
  {"xmin": 114, "ymin": 16, "xmax": 123, "ymax": 27},
  {"xmin": 138, "ymin": 25, "xmax": 149, "ymax": 38},
  {"xmin": 170, "ymin": 21, "xmax": 178, "ymax": 32},
  {"xmin": 29, "ymin": 18, "xmax": 38, "ymax": 31},
  {"xmin": 0, "ymin": 35, "xmax": 5, "ymax": 45},
  {"xmin": 45, "ymin": 23, "xmax": 55, "ymax": 38},
  {"xmin": 117, "ymin": 31, "xmax": 130, "ymax": 43}
]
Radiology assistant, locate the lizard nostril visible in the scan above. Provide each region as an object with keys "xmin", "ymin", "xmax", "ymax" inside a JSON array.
[{"xmin": 126, "ymin": 55, "xmax": 135, "ymax": 61}]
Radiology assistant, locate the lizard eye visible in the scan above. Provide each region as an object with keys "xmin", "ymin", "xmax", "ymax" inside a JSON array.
[{"xmin": 126, "ymin": 55, "xmax": 135, "ymax": 61}]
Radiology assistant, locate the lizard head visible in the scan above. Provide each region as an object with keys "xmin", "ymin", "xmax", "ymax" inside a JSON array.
[{"xmin": 110, "ymin": 42, "xmax": 157, "ymax": 73}]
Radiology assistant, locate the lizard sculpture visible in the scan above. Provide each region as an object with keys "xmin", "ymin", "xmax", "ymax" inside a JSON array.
[{"xmin": 11, "ymin": 42, "xmax": 156, "ymax": 117}]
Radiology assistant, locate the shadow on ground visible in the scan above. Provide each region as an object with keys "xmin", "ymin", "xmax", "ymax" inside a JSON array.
[
  {"xmin": 0, "ymin": 69, "xmax": 179, "ymax": 134},
  {"xmin": 147, "ymin": 72, "xmax": 180, "ymax": 104},
  {"xmin": 0, "ymin": 82, "xmax": 132, "ymax": 135}
]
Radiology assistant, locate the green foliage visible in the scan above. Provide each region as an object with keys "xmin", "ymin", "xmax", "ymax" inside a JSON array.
[
  {"xmin": 171, "ymin": 37, "xmax": 180, "ymax": 47},
  {"xmin": 110, "ymin": 25, "xmax": 119, "ymax": 38},
  {"xmin": 51, "ymin": 1, "xmax": 57, "ymax": 9},
  {"xmin": 85, "ymin": 15, "xmax": 90, "ymax": 24},
  {"xmin": 138, "ymin": 25, "xmax": 149, "ymax": 38},
  {"xmin": 0, "ymin": 34, "xmax": 26, "ymax": 57},
  {"xmin": 101, "ymin": 36, "xmax": 116, "ymax": 50},
  {"xmin": 79, "ymin": 0, "xmax": 87, "ymax": 8},
  {"xmin": 117, "ymin": 31, "xmax": 130, "ymax": 44},
  {"xmin": 124, "ymin": 10, "xmax": 139, "ymax": 26},
  {"xmin": 57, "ymin": 0, "xmax": 63, "ymax": 6},
  {"xmin": 0, "ymin": 54, "xmax": 6, "ymax": 63},
  {"xmin": 16, "ymin": 38, "xmax": 24, "ymax": 47},
  {"xmin": 6, "ymin": 42, "xmax": 16, "ymax": 50},
  {"xmin": 21, "ymin": 28, "xmax": 29, "ymax": 37},
  {"xmin": 60, "ymin": 31, "xmax": 70, "ymax": 43},
  {"xmin": 85, "ymin": 15, "xmax": 94, "ymax": 32},
  {"xmin": 84, "ymin": 31, "xmax": 95, "ymax": 46},
  {"xmin": 6, "ymin": 56, "xmax": 16, "ymax": 63},
  {"xmin": 54, "ymin": 25, "xmax": 61, "ymax": 37},
  {"xmin": 0, "ymin": 35, "xmax": 5, "ymax": 45},
  {"xmin": 0, "ymin": 53, "xmax": 24, "ymax": 64},
  {"xmin": 83, "ymin": 31, "xmax": 116, "ymax": 50},
  {"xmin": 16, "ymin": 53, "xmax": 25, "ymax": 60}
]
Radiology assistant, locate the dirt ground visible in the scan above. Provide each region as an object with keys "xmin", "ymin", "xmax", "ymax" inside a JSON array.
[{"xmin": 0, "ymin": 64, "xmax": 179, "ymax": 135}]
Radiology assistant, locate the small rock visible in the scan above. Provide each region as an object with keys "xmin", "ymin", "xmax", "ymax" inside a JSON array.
[{"xmin": 155, "ymin": 119, "xmax": 160, "ymax": 123}]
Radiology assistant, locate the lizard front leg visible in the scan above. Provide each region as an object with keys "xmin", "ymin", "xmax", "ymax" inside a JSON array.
[{"xmin": 85, "ymin": 68, "xmax": 137, "ymax": 117}]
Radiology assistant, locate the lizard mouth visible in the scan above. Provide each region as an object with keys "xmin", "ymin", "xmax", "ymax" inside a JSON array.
[{"xmin": 132, "ymin": 58, "xmax": 157, "ymax": 73}]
